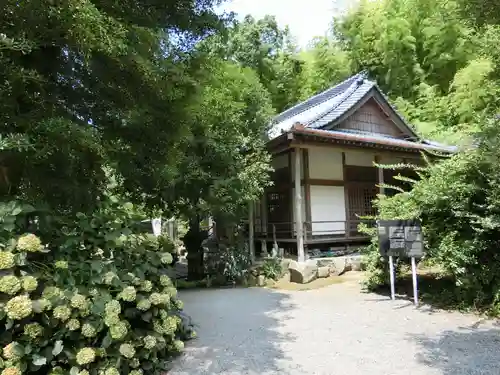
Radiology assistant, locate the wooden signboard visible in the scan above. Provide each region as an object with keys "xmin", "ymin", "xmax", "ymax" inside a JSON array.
[
  {"xmin": 377, "ymin": 219, "xmax": 424, "ymax": 306},
  {"xmin": 378, "ymin": 219, "xmax": 423, "ymax": 258}
]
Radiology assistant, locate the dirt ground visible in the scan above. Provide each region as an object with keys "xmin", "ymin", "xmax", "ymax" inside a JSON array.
[{"xmin": 170, "ymin": 274, "xmax": 500, "ymax": 375}]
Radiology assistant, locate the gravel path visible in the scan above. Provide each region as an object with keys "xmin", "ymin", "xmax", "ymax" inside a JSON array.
[{"xmin": 170, "ymin": 277, "xmax": 500, "ymax": 375}]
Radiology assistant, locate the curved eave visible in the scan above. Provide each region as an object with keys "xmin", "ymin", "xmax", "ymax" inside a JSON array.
[{"xmin": 267, "ymin": 126, "xmax": 455, "ymax": 155}]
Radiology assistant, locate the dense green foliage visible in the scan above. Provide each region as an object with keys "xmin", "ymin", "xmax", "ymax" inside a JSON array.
[
  {"xmin": 0, "ymin": 0, "xmax": 227, "ymax": 212},
  {"xmin": 361, "ymin": 124, "xmax": 500, "ymax": 311},
  {"xmin": 278, "ymin": 0, "xmax": 500, "ymax": 310},
  {"xmin": 299, "ymin": 37, "xmax": 351, "ymax": 98},
  {"xmin": 5, "ymin": 1, "xmax": 500, "ymax": 367},
  {"xmin": 0, "ymin": 0, "xmax": 277, "ymax": 373},
  {"xmin": 169, "ymin": 60, "xmax": 273, "ymax": 279},
  {"xmin": 0, "ymin": 200, "xmax": 190, "ymax": 375},
  {"xmin": 170, "ymin": 61, "xmax": 273, "ymax": 220},
  {"xmin": 202, "ymin": 15, "xmax": 305, "ymax": 113},
  {"xmin": 257, "ymin": 258, "xmax": 284, "ymax": 281},
  {"xmin": 1, "ymin": 0, "xmax": 276, "ymax": 278}
]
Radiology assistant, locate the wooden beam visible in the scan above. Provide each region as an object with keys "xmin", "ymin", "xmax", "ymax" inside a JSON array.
[
  {"xmin": 305, "ymin": 179, "xmax": 344, "ymax": 186},
  {"xmin": 294, "ymin": 149, "xmax": 305, "ymax": 262},
  {"xmin": 342, "ymin": 152, "xmax": 350, "ymax": 238},
  {"xmin": 374, "ymin": 155, "xmax": 385, "ymax": 195},
  {"xmin": 293, "ymin": 142, "xmax": 425, "ymax": 167},
  {"xmin": 303, "ymin": 149, "xmax": 311, "ymax": 241},
  {"xmin": 292, "ymin": 139, "xmax": 422, "ymax": 156},
  {"xmin": 261, "ymin": 191, "xmax": 268, "ymax": 236},
  {"xmin": 248, "ymin": 202, "xmax": 255, "ymax": 263},
  {"xmin": 275, "ymin": 178, "xmax": 345, "ymax": 188},
  {"xmin": 272, "ymin": 148, "xmax": 292, "ymax": 157},
  {"xmin": 288, "ymin": 150, "xmax": 293, "ymax": 231}
]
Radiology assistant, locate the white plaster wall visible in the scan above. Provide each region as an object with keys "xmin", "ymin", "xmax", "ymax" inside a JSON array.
[
  {"xmin": 308, "ymin": 148, "xmax": 343, "ymax": 180},
  {"xmin": 345, "ymin": 150, "xmax": 375, "ymax": 167},
  {"xmin": 310, "ymin": 186, "xmax": 346, "ymax": 235},
  {"xmin": 271, "ymin": 153, "xmax": 289, "ymax": 170},
  {"xmin": 291, "ymin": 186, "xmax": 306, "ymax": 234},
  {"xmin": 379, "ymin": 155, "xmax": 404, "ymax": 165}
]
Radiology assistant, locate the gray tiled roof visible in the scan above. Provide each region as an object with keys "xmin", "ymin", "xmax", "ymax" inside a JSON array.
[
  {"xmin": 273, "ymin": 72, "xmax": 367, "ymax": 123},
  {"xmin": 269, "ymin": 71, "xmax": 418, "ymax": 140},
  {"xmin": 306, "ymin": 78, "xmax": 373, "ymax": 129}
]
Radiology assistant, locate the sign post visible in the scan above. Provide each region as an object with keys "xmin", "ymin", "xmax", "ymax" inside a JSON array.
[
  {"xmin": 411, "ymin": 256, "xmax": 418, "ymax": 307},
  {"xmin": 378, "ymin": 219, "xmax": 424, "ymax": 306},
  {"xmin": 388, "ymin": 255, "xmax": 395, "ymax": 301}
]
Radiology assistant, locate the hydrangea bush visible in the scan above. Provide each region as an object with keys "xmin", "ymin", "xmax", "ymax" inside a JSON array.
[
  {"xmin": 0, "ymin": 200, "xmax": 194, "ymax": 375},
  {"xmin": 203, "ymin": 233, "xmax": 252, "ymax": 285}
]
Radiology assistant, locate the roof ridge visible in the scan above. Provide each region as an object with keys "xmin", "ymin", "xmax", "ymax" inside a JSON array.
[
  {"xmin": 273, "ymin": 72, "xmax": 366, "ymax": 123},
  {"xmin": 305, "ymin": 75, "xmax": 370, "ymax": 126}
]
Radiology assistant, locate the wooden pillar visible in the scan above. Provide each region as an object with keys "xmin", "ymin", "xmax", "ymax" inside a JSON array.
[
  {"xmin": 248, "ymin": 202, "xmax": 255, "ymax": 263},
  {"xmin": 342, "ymin": 152, "xmax": 350, "ymax": 238},
  {"xmin": 261, "ymin": 192, "xmax": 268, "ymax": 236},
  {"xmin": 294, "ymin": 149, "xmax": 305, "ymax": 262},
  {"xmin": 375, "ymin": 156, "xmax": 385, "ymax": 195},
  {"xmin": 288, "ymin": 151, "xmax": 293, "ymax": 237},
  {"xmin": 208, "ymin": 216, "xmax": 214, "ymax": 236},
  {"xmin": 303, "ymin": 149, "xmax": 311, "ymax": 242}
]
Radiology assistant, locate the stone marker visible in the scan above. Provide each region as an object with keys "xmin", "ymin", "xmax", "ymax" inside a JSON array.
[
  {"xmin": 349, "ymin": 256, "xmax": 363, "ymax": 271},
  {"xmin": 257, "ymin": 275, "xmax": 266, "ymax": 287},
  {"xmin": 328, "ymin": 264, "xmax": 339, "ymax": 276},
  {"xmin": 332, "ymin": 257, "xmax": 349, "ymax": 276},
  {"xmin": 317, "ymin": 266, "xmax": 330, "ymax": 278},
  {"xmin": 315, "ymin": 258, "xmax": 346, "ymax": 276},
  {"xmin": 289, "ymin": 260, "xmax": 317, "ymax": 284}
]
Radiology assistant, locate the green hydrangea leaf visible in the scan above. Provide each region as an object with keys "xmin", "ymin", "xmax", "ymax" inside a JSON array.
[
  {"xmin": 32, "ymin": 354, "xmax": 47, "ymax": 366},
  {"xmin": 20, "ymin": 362, "xmax": 28, "ymax": 372},
  {"xmin": 5, "ymin": 318, "xmax": 14, "ymax": 330},
  {"xmin": 141, "ymin": 311, "xmax": 152, "ymax": 322},
  {"xmin": 92, "ymin": 299, "xmax": 105, "ymax": 315},
  {"xmin": 11, "ymin": 206, "xmax": 22, "ymax": 216},
  {"xmin": 52, "ymin": 340, "xmax": 64, "ymax": 356},
  {"xmin": 101, "ymin": 333, "xmax": 112, "ymax": 349},
  {"xmin": 24, "ymin": 344, "xmax": 32, "ymax": 355}
]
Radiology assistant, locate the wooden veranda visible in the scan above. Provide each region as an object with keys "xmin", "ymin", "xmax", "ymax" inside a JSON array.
[{"xmin": 247, "ymin": 127, "xmax": 426, "ymax": 262}]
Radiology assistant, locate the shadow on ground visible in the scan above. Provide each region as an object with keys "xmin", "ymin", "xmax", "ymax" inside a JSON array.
[
  {"xmin": 410, "ymin": 327, "xmax": 500, "ymax": 375},
  {"xmin": 170, "ymin": 287, "xmax": 298, "ymax": 375},
  {"xmin": 370, "ymin": 273, "xmax": 478, "ymax": 312}
]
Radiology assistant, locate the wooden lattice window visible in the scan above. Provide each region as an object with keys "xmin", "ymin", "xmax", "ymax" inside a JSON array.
[
  {"xmin": 266, "ymin": 190, "xmax": 291, "ymax": 238},
  {"xmin": 348, "ymin": 186, "xmax": 377, "ymax": 219},
  {"xmin": 267, "ymin": 191, "xmax": 289, "ymax": 222}
]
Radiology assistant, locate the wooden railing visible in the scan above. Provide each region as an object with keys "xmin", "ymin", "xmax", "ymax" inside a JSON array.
[{"xmin": 253, "ymin": 219, "xmax": 374, "ymax": 242}]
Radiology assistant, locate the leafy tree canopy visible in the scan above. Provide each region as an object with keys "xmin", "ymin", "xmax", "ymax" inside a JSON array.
[
  {"xmin": 1, "ymin": 0, "xmax": 224, "ymax": 212},
  {"xmin": 200, "ymin": 15, "xmax": 305, "ymax": 113},
  {"xmin": 168, "ymin": 59, "xmax": 274, "ymax": 220}
]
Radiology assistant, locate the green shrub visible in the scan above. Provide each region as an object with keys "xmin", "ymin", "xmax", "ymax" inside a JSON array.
[
  {"xmin": 204, "ymin": 236, "xmax": 252, "ymax": 285},
  {"xmin": 364, "ymin": 124, "xmax": 500, "ymax": 311},
  {"xmin": 258, "ymin": 258, "xmax": 283, "ymax": 281},
  {"xmin": 360, "ymin": 191, "xmax": 417, "ymax": 290},
  {"xmin": 0, "ymin": 200, "xmax": 193, "ymax": 375}
]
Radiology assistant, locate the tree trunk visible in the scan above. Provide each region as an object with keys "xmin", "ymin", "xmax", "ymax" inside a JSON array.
[{"xmin": 183, "ymin": 216, "xmax": 207, "ymax": 281}]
